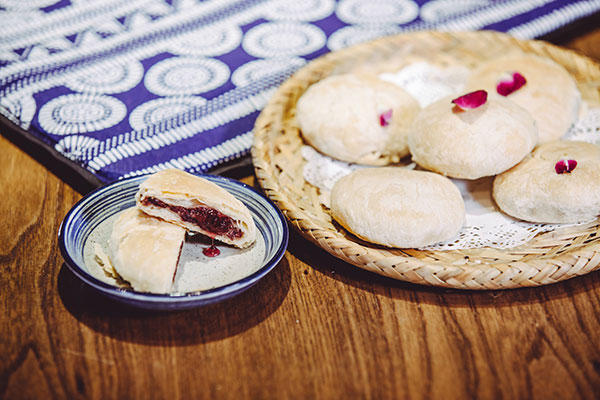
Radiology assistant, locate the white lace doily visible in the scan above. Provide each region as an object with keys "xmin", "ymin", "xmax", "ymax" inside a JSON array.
[
  {"xmin": 379, "ymin": 61, "xmax": 470, "ymax": 107},
  {"xmin": 302, "ymin": 62, "xmax": 600, "ymax": 250}
]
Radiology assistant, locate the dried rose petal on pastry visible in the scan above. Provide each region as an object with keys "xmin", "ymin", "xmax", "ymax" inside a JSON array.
[
  {"xmin": 379, "ymin": 109, "xmax": 393, "ymax": 126},
  {"xmin": 554, "ymin": 159, "xmax": 577, "ymax": 174},
  {"xmin": 136, "ymin": 169, "xmax": 256, "ymax": 248},
  {"xmin": 496, "ymin": 72, "xmax": 526, "ymax": 96},
  {"xmin": 451, "ymin": 90, "xmax": 487, "ymax": 110},
  {"xmin": 109, "ymin": 208, "xmax": 186, "ymax": 293}
]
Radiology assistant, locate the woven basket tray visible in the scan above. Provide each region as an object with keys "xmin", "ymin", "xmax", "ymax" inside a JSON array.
[{"xmin": 252, "ymin": 30, "xmax": 600, "ymax": 290}]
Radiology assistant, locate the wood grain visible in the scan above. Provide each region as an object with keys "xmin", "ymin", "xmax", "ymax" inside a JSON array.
[{"xmin": 2, "ymin": 28, "xmax": 600, "ymax": 400}]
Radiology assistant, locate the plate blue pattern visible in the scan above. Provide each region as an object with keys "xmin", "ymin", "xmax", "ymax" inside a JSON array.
[{"xmin": 58, "ymin": 173, "xmax": 288, "ymax": 310}]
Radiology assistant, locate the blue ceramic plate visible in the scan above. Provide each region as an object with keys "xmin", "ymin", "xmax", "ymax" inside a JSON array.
[{"xmin": 59, "ymin": 173, "xmax": 288, "ymax": 310}]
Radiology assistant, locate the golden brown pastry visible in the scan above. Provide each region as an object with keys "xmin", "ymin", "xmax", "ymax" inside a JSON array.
[
  {"xmin": 330, "ymin": 168, "xmax": 465, "ymax": 248},
  {"xmin": 108, "ymin": 207, "xmax": 186, "ymax": 293},
  {"xmin": 136, "ymin": 169, "xmax": 256, "ymax": 248},
  {"xmin": 296, "ymin": 73, "xmax": 420, "ymax": 165},
  {"xmin": 408, "ymin": 95, "xmax": 537, "ymax": 179},
  {"xmin": 493, "ymin": 141, "xmax": 600, "ymax": 223},
  {"xmin": 466, "ymin": 53, "xmax": 580, "ymax": 144}
]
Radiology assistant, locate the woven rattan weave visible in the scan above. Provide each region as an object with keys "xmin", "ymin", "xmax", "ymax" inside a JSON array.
[{"xmin": 252, "ymin": 31, "xmax": 600, "ymax": 289}]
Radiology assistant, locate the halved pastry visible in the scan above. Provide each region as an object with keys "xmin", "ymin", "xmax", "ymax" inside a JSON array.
[
  {"xmin": 135, "ymin": 169, "xmax": 256, "ymax": 248},
  {"xmin": 108, "ymin": 207, "xmax": 186, "ymax": 293}
]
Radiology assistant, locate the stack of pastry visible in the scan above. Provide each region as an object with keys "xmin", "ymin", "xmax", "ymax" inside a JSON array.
[
  {"xmin": 106, "ymin": 169, "xmax": 256, "ymax": 293},
  {"xmin": 296, "ymin": 54, "xmax": 600, "ymax": 249}
]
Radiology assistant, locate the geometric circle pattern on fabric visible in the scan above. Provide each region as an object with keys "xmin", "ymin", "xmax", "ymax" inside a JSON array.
[
  {"xmin": 55, "ymin": 135, "xmax": 100, "ymax": 160},
  {"xmin": 242, "ymin": 22, "xmax": 326, "ymax": 58},
  {"xmin": 38, "ymin": 93, "xmax": 127, "ymax": 135},
  {"xmin": 129, "ymin": 96, "xmax": 207, "ymax": 131},
  {"xmin": 169, "ymin": 24, "xmax": 243, "ymax": 57},
  {"xmin": 419, "ymin": 0, "xmax": 490, "ymax": 22},
  {"xmin": 336, "ymin": 0, "xmax": 419, "ymax": 25},
  {"xmin": 264, "ymin": 0, "xmax": 336, "ymax": 22},
  {"xmin": 144, "ymin": 56, "xmax": 231, "ymax": 96},
  {"xmin": 327, "ymin": 25, "xmax": 401, "ymax": 51},
  {"xmin": 0, "ymin": 0, "xmax": 58, "ymax": 9},
  {"xmin": 231, "ymin": 57, "xmax": 306, "ymax": 87},
  {"xmin": 2, "ymin": 92, "xmax": 37, "ymax": 130},
  {"xmin": 66, "ymin": 58, "xmax": 145, "ymax": 94}
]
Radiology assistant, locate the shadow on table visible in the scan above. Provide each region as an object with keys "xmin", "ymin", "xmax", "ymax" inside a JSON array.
[
  {"xmin": 57, "ymin": 257, "xmax": 291, "ymax": 345},
  {"xmin": 287, "ymin": 229, "xmax": 600, "ymax": 308}
]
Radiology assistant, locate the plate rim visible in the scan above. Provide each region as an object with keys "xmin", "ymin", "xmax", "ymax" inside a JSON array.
[{"xmin": 58, "ymin": 172, "xmax": 289, "ymax": 305}]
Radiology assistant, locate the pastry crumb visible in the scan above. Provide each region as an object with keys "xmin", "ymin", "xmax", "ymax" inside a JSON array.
[{"xmin": 93, "ymin": 242, "xmax": 131, "ymax": 288}]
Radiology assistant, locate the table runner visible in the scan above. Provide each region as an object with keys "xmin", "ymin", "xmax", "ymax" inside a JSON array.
[{"xmin": 1, "ymin": 0, "xmax": 599, "ymax": 185}]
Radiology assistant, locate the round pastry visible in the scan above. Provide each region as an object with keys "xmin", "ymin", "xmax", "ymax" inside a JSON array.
[
  {"xmin": 330, "ymin": 168, "xmax": 465, "ymax": 248},
  {"xmin": 296, "ymin": 73, "xmax": 420, "ymax": 165},
  {"xmin": 493, "ymin": 140, "xmax": 600, "ymax": 223},
  {"xmin": 466, "ymin": 53, "xmax": 580, "ymax": 144},
  {"xmin": 408, "ymin": 94, "xmax": 537, "ymax": 179}
]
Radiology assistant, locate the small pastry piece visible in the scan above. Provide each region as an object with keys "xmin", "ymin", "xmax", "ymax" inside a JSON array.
[
  {"xmin": 296, "ymin": 73, "xmax": 420, "ymax": 165},
  {"xmin": 408, "ymin": 94, "xmax": 537, "ymax": 179},
  {"xmin": 330, "ymin": 168, "xmax": 465, "ymax": 248},
  {"xmin": 493, "ymin": 141, "xmax": 600, "ymax": 223},
  {"xmin": 466, "ymin": 53, "xmax": 580, "ymax": 144},
  {"xmin": 108, "ymin": 208, "xmax": 186, "ymax": 293},
  {"xmin": 136, "ymin": 169, "xmax": 256, "ymax": 248}
]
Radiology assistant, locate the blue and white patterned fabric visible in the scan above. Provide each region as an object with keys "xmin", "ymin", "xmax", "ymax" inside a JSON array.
[{"xmin": 1, "ymin": 0, "xmax": 599, "ymax": 183}]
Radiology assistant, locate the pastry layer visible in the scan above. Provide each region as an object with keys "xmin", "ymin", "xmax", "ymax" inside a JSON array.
[
  {"xmin": 136, "ymin": 169, "xmax": 256, "ymax": 248},
  {"xmin": 108, "ymin": 207, "xmax": 186, "ymax": 293}
]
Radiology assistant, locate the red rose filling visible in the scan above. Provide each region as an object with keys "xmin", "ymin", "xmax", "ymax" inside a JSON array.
[
  {"xmin": 142, "ymin": 197, "xmax": 243, "ymax": 240},
  {"xmin": 203, "ymin": 245, "xmax": 220, "ymax": 257}
]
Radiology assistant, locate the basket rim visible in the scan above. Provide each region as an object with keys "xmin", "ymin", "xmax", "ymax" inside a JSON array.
[{"xmin": 251, "ymin": 30, "xmax": 600, "ymax": 289}]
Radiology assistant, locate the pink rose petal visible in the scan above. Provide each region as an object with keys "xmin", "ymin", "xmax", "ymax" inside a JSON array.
[
  {"xmin": 451, "ymin": 90, "xmax": 488, "ymax": 111},
  {"xmin": 496, "ymin": 72, "xmax": 527, "ymax": 96},
  {"xmin": 379, "ymin": 109, "xmax": 393, "ymax": 126},
  {"xmin": 555, "ymin": 159, "xmax": 577, "ymax": 174}
]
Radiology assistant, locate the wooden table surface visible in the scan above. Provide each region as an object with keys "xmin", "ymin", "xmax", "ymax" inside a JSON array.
[{"xmin": 2, "ymin": 25, "xmax": 600, "ymax": 400}]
